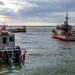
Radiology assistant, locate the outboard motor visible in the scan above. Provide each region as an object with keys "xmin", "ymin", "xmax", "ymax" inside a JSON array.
[
  {"xmin": 22, "ymin": 49, "xmax": 26, "ymax": 61},
  {"xmin": 4, "ymin": 47, "xmax": 12, "ymax": 65},
  {"xmin": 14, "ymin": 46, "xmax": 21, "ymax": 62}
]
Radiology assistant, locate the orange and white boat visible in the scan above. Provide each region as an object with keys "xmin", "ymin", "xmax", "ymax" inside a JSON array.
[
  {"xmin": 51, "ymin": 13, "xmax": 75, "ymax": 41},
  {"xmin": 51, "ymin": 32, "xmax": 69, "ymax": 41}
]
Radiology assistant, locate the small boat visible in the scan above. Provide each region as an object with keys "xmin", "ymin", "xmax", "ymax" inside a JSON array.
[
  {"xmin": 51, "ymin": 13, "xmax": 75, "ymax": 41},
  {"xmin": 8, "ymin": 26, "xmax": 26, "ymax": 33},
  {"xmin": 0, "ymin": 26, "xmax": 26, "ymax": 65}
]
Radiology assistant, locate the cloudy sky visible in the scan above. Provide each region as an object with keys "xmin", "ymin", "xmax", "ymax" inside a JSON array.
[{"xmin": 0, "ymin": 0, "xmax": 75, "ymax": 26}]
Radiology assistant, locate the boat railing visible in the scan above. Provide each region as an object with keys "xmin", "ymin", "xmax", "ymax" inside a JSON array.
[{"xmin": 0, "ymin": 47, "xmax": 26, "ymax": 52}]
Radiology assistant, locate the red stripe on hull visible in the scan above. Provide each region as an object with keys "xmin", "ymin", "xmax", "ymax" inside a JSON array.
[{"xmin": 51, "ymin": 32, "xmax": 68, "ymax": 41}]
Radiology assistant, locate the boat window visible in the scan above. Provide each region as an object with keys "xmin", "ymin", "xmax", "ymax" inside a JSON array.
[
  {"xmin": 10, "ymin": 37, "xmax": 14, "ymax": 42},
  {"xmin": 3, "ymin": 37, "xmax": 7, "ymax": 44}
]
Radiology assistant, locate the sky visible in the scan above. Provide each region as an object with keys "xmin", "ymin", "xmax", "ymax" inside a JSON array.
[{"xmin": 0, "ymin": 0, "xmax": 75, "ymax": 26}]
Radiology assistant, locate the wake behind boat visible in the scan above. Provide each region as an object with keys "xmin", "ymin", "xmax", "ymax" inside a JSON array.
[{"xmin": 51, "ymin": 13, "xmax": 75, "ymax": 41}]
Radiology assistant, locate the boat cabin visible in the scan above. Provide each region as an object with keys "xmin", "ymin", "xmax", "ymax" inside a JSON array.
[{"xmin": 0, "ymin": 31, "xmax": 15, "ymax": 49}]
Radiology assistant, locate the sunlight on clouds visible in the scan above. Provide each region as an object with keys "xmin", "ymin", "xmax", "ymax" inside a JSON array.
[
  {"xmin": 0, "ymin": 0, "xmax": 75, "ymax": 26},
  {"xmin": 0, "ymin": 15, "xmax": 10, "ymax": 25},
  {"xmin": 0, "ymin": 15, "xmax": 55, "ymax": 26},
  {"xmin": 0, "ymin": 15, "xmax": 52, "ymax": 26},
  {"xmin": 0, "ymin": 14, "xmax": 56, "ymax": 26},
  {"xmin": 9, "ymin": 21, "xmax": 56, "ymax": 26},
  {"xmin": 0, "ymin": 0, "xmax": 38, "ymax": 12}
]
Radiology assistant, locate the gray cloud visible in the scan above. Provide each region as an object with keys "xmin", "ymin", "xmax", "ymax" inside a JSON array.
[
  {"xmin": 0, "ymin": 1, "xmax": 4, "ymax": 5},
  {"xmin": 0, "ymin": 0, "xmax": 75, "ymax": 23}
]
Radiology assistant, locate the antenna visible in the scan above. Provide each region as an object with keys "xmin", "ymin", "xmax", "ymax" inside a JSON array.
[{"xmin": 65, "ymin": 13, "xmax": 69, "ymax": 25}]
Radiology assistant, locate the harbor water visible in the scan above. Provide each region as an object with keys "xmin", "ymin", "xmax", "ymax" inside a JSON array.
[{"xmin": 0, "ymin": 26, "xmax": 75, "ymax": 75}]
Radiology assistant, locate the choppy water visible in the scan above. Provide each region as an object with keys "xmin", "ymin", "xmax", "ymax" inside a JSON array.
[{"xmin": 0, "ymin": 26, "xmax": 75, "ymax": 75}]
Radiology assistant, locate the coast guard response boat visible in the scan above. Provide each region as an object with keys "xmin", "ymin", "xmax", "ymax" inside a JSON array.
[
  {"xmin": 51, "ymin": 13, "xmax": 75, "ymax": 41},
  {"xmin": 0, "ymin": 26, "xmax": 26, "ymax": 65}
]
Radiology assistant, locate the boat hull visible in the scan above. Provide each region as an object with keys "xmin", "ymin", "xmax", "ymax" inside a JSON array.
[{"xmin": 51, "ymin": 32, "xmax": 68, "ymax": 41}]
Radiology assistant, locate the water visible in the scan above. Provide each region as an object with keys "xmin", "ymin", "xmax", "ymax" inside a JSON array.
[{"xmin": 0, "ymin": 26, "xmax": 75, "ymax": 75}]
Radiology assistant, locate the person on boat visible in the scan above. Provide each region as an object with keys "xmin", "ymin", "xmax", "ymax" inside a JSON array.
[{"xmin": 62, "ymin": 21, "xmax": 72, "ymax": 36}]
